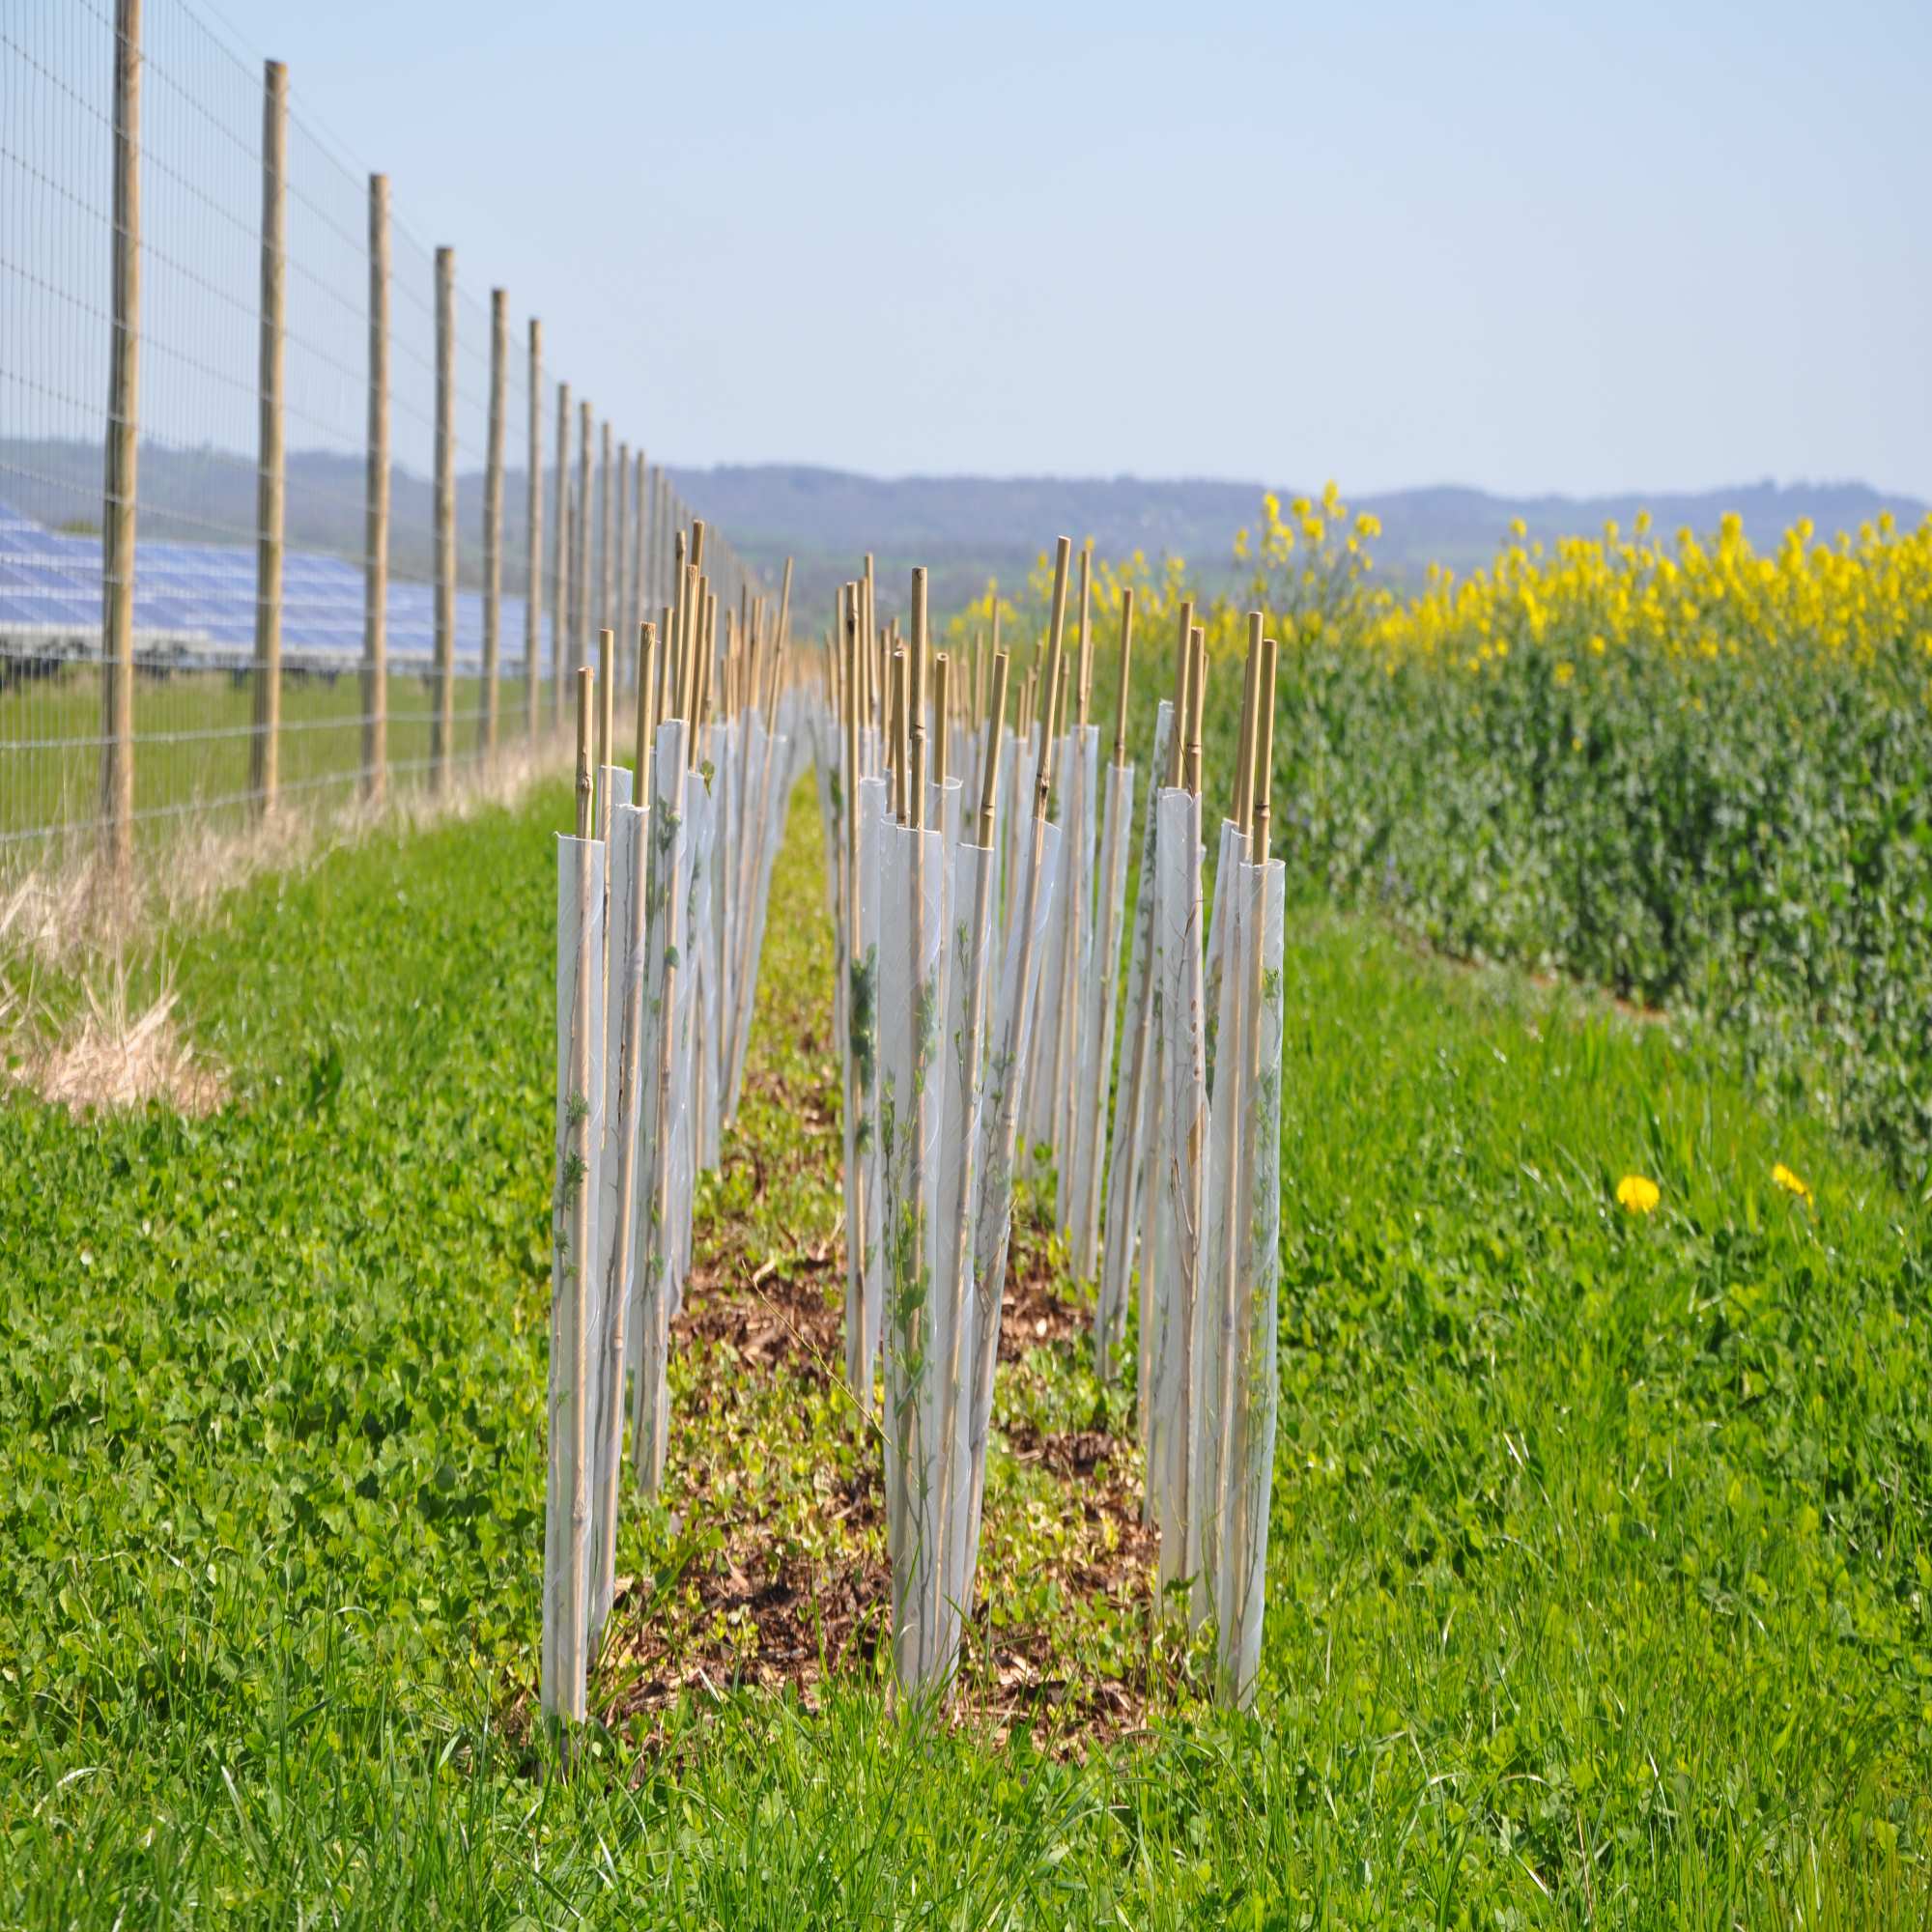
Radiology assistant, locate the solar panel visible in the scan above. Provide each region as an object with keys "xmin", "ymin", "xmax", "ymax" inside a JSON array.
[{"xmin": 0, "ymin": 497, "xmax": 540, "ymax": 673}]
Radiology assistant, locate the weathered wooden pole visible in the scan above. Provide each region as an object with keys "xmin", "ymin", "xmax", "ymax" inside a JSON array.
[
  {"xmin": 551, "ymin": 379, "xmax": 570, "ymax": 724},
  {"xmin": 99, "ymin": 0, "xmax": 141, "ymax": 876},
  {"xmin": 430, "ymin": 244, "xmax": 455, "ymax": 791},
  {"xmin": 249, "ymin": 57, "xmax": 287, "ymax": 817},
  {"xmin": 360, "ymin": 172, "xmax": 389, "ymax": 802},
  {"xmin": 482, "ymin": 284, "xmax": 506, "ymax": 754},
  {"xmin": 524, "ymin": 317, "xmax": 542, "ymax": 740}
]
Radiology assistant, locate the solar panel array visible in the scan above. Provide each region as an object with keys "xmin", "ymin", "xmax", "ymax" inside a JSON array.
[
  {"xmin": 0, "ymin": 498, "xmax": 533, "ymax": 674},
  {"xmin": 0, "ymin": 0, "xmax": 734, "ymax": 876}
]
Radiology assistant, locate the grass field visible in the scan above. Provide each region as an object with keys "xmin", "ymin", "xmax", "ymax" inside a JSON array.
[
  {"xmin": 0, "ymin": 666, "xmax": 555, "ymax": 863},
  {"xmin": 2, "ymin": 774, "xmax": 1928, "ymax": 1926}
]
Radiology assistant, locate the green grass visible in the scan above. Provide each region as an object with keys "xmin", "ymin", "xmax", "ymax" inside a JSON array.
[
  {"xmin": 1, "ymin": 777, "xmax": 1927, "ymax": 1925},
  {"xmin": 0, "ymin": 666, "xmax": 552, "ymax": 858}
]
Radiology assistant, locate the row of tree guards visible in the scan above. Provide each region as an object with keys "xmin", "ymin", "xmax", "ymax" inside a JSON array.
[
  {"xmin": 544, "ymin": 528, "xmax": 1283, "ymax": 1719},
  {"xmin": 544, "ymin": 519, "xmax": 801, "ymax": 1721}
]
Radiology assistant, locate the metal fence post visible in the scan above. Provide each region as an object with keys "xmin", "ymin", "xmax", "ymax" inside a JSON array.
[
  {"xmin": 362, "ymin": 171, "xmax": 389, "ymax": 803},
  {"xmin": 99, "ymin": 0, "xmax": 141, "ymax": 877},
  {"xmin": 250, "ymin": 57, "xmax": 287, "ymax": 817}
]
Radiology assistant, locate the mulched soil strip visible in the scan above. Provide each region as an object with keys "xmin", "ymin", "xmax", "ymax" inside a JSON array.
[{"xmin": 595, "ymin": 1121, "xmax": 1162, "ymax": 1750}]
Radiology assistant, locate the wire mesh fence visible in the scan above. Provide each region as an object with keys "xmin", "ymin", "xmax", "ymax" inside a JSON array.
[{"xmin": 0, "ymin": 0, "xmax": 705, "ymax": 882}]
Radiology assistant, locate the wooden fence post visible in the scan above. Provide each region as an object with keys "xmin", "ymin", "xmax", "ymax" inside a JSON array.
[
  {"xmin": 552, "ymin": 380, "xmax": 570, "ymax": 725},
  {"xmin": 99, "ymin": 0, "xmax": 141, "ymax": 877},
  {"xmin": 361, "ymin": 171, "xmax": 388, "ymax": 803},
  {"xmin": 249, "ymin": 57, "xmax": 287, "ymax": 817},
  {"xmin": 430, "ymin": 244, "xmax": 455, "ymax": 790},
  {"xmin": 483, "ymin": 285, "xmax": 506, "ymax": 754},
  {"xmin": 525, "ymin": 317, "xmax": 541, "ymax": 740}
]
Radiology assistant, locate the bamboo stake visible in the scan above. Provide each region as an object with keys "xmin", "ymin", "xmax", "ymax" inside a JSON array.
[
  {"xmin": 1075, "ymin": 542, "xmax": 1094, "ymax": 727},
  {"xmin": 1254, "ymin": 637, "xmax": 1277, "ymax": 866},
  {"xmin": 889, "ymin": 649, "xmax": 907, "ymax": 823},
  {"xmin": 614, "ymin": 440, "xmax": 630, "ymax": 691},
  {"xmin": 596, "ymin": 627, "xmax": 613, "ymax": 834},
  {"xmin": 1112, "ymin": 588, "xmax": 1135, "ymax": 769},
  {"xmin": 1184, "ymin": 628, "xmax": 1206, "ymax": 796},
  {"xmin": 599, "ymin": 421, "xmax": 612, "ymax": 642},
  {"xmin": 1234, "ymin": 613, "xmax": 1262, "ymax": 840},
  {"xmin": 574, "ymin": 402, "xmax": 592, "ymax": 681},
  {"xmin": 909, "ymin": 568, "xmax": 929, "ymax": 820},
  {"xmin": 632, "ymin": 450, "xmax": 646, "ymax": 683},
  {"xmin": 932, "ymin": 652, "xmax": 950, "ymax": 792},
  {"xmin": 977, "ymin": 652, "xmax": 1010, "ymax": 850},
  {"xmin": 638, "ymin": 624, "xmax": 658, "ymax": 772},
  {"xmin": 863, "ymin": 554, "xmax": 876, "ymax": 735},
  {"xmin": 1167, "ymin": 600, "xmax": 1192, "ymax": 788},
  {"xmin": 551, "ymin": 382, "xmax": 570, "ymax": 721}
]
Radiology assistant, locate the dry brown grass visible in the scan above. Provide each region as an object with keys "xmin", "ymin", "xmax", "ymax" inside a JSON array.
[
  {"xmin": 9, "ymin": 961, "xmax": 226, "ymax": 1117},
  {"xmin": 2, "ymin": 732, "xmax": 578, "ymax": 973},
  {"xmin": 2, "ymin": 730, "xmax": 582, "ymax": 1118}
]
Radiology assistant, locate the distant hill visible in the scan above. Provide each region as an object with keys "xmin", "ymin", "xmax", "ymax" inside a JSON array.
[
  {"xmin": 667, "ymin": 468, "xmax": 1929, "ymax": 619},
  {"xmin": 5, "ymin": 440, "xmax": 1920, "ymax": 625}
]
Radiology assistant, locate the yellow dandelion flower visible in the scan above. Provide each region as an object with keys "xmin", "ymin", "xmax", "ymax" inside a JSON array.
[
  {"xmin": 1772, "ymin": 1162, "xmax": 1813, "ymax": 1204},
  {"xmin": 1616, "ymin": 1174, "xmax": 1661, "ymax": 1214}
]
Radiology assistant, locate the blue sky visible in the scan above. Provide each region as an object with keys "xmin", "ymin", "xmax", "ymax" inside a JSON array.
[{"xmin": 204, "ymin": 0, "xmax": 1932, "ymax": 496}]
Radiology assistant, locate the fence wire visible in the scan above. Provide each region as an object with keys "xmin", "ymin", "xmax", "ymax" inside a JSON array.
[{"xmin": 0, "ymin": 0, "xmax": 695, "ymax": 878}]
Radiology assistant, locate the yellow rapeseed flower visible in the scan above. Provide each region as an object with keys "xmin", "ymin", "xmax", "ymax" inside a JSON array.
[
  {"xmin": 1772, "ymin": 1162, "xmax": 1813, "ymax": 1204},
  {"xmin": 1616, "ymin": 1174, "xmax": 1661, "ymax": 1214}
]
